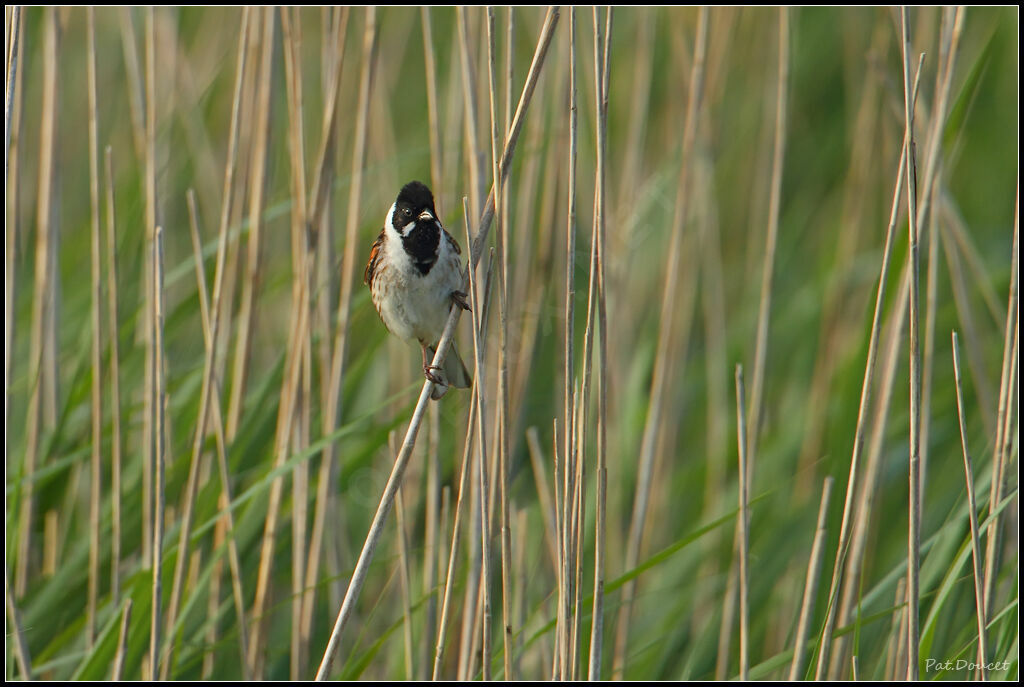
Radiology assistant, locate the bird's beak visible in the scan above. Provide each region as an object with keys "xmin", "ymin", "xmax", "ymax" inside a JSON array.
[{"xmin": 418, "ymin": 210, "xmax": 435, "ymax": 222}]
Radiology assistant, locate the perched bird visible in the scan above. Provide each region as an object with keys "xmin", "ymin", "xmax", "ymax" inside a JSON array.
[{"xmin": 364, "ymin": 181, "xmax": 472, "ymax": 400}]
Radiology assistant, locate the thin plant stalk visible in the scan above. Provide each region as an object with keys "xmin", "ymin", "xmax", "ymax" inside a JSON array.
[
  {"xmin": 112, "ymin": 598, "xmax": 133, "ymax": 681},
  {"xmin": 485, "ymin": 7, "xmax": 514, "ymax": 679},
  {"xmin": 899, "ymin": 9, "xmax": 923, "ymax": 679},
  {"xmin": 589, "ymin": 7, "xmax": 611, "ymax": 680},
  {"xmin": 951, "ymin": 331, "xmax": 989, "ymax": 679},
  {"xmin": 5, "ymin": 566, "xmax": 31, "ymax": 679},
  {"xmin": 316, "ymin": 12, "xmax": 560, "ymax": 678},
  {"xmin": 814, "ymin": 53, "xmax": 924, "ymax": 678},
  {"xmin": 160, "ymin": 11, "xmax": 251, "ymax": 677},
  {"xmin": 149, "ymin": 224, "xmax": 167, "ymax": 681},
  {"xmin": 735, "ymin": 365, "xmax": 750, "ymax": 681},
  {"xmin": 789, "ymin": 477, "xmax": 834, "ymax": 680},
  {"xmin": 86, "ymin": 5, "xmax": 102, "ymax": 649},
  {"xmin": 745, "ymin": 6, "xmax": 789, "ymax": 474},
  {"xmin": 104, "ymin": 147, "xmax": 124, "ymax": 604},
  {"xmin": 613, "ymin": 7, "xmax": 707, "ymax": 677}
]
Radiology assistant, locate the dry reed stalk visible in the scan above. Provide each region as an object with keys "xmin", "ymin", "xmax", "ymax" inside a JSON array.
[
  {"xmin": 149, "ymin": 224, "xmax": 167, "ymax": 680},
  {"xmin": 301, "ymin": 10, "xmax": 370, "ymax": 658},
  {"xmin": 248, "ymin": 9, "xmax": 312, "ymax": 677},
  {"xmin": 86, "ymin": 6, "xmax": 102, "ymax": 649},
  {"xmin": 883, "ymin": 578, "xmax": 907, "ymax": 680},
  {"xmin": 392, "ymin": 443, "xmax": 416, "ymax": 679},
  {"xmin": 142, "ymin": 7, "xmax": 157, "ymax": 572},
  {"xmin": 421, "ymin": 7, "xmax": 443, "ymax": 193},
  {"xmin": 3, "ymin": 4, "xmax": 19, "ymax": 180},
  {"xmin": 788, "ymin": 477, "xmax": 834, "ymax": 680},
  {"xmin": 15, "ymin": 5, "xmax": 58, "ymax": 600},
  {"xmin": 317, "ymin": 12, "xmax": 560, "ymax": 679},
  {"xmin": 160, "ymin": 11, "xmax": 252, "ymax": 678},
  {"xmin": 3, "ymin": 4, "xmax": 22, "ymax": 443},
  {"xmin": 744, "ymin": 6, "xmax": 789, "ymax": 476},
  {"xmin": 485, "ymin": 6, "xmax": 515, "ymax": 679},
  {"xmin": 899, "ymin": 9, "xmax": 923, "ymax": 679},
  {"xmin": 420, "ymin": 403, "xmax": 442, "ymax": 679},
  {"xmin": 588, "ymin": 8, "xmax": 612, "ymax": 679},
  {"xmin": 111, "ymin": 598, "xmax": 132, "ymax": 681},
  {"xmin": 982, "ymin": 187, "xmax": 1019, "ymax": 628},
  {"xmin": 433, "ymin": 388, "xmax": 484, "ymax": 680},
  {"xmin": 203, "ymin": 511, "xmax": 225, "ymax": 680},
  {"xmin": 104, "ymin": 147, "xmax": 124, "ymax": 604},
  {"xmin": 457, "ymin": 7, "xmax": 485, "ymax": 221},
  {"xmin": 185, "ymin": 190, "xmax": 252, "ymax": 677},
  {"xmin": 227, "ymin": 6, "xmax": 276, "ymax": 440},
  {"xmin": 734, "ymin": 365, "xmax": 751, "ymax": 681},
  {"xmin": 814, "ymin": 53, "xmax": 924, "ymax": 678},
  {"xmin": 951, "ymin": 331, "xmax": 990, "ymax": 679},
  {"xmin": 5, "ymin": 565, "xmax": 31, "ymax": 679},
  {"xmin": 830, "ymin": 262, "xmax": 912, "ymax": 679},
  {"xmin": 526, "ymin": 427, "xmax": 560, "ymax": 569},
  {"xmin": 612, "ymin": 7, "xmax": 707, "ymax": 678}
]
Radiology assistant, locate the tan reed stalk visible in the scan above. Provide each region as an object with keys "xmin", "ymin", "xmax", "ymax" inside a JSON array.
[
  {"xmin": 227, "ymin": 6, "xmax": 276, "ymax": 440},
  {"xmin": 814, "ymin": 54, "xmax": 925, "ymax": 679},
  {"xmin": 421, "ymin": 403, "xmax": 442, "ymax": 680},
  {"xmin": 116, "ymin": 8, "xmax": 145, "ymax": 164},
  {"xmin": 203, "ymin": 512, "xmax": 225, "ymax": 680},
  {"xmin": 421, "ymin": 7, "xmax": 443, "ymax": 193},
  {"xmin": 85, "ymin": 6, "xmax": 102, "ymax": 649},
  {"xmin": 248, "ymin": 9, "xmax": 313, "ymax": 677},
  {"xmin": 884, "ymin": 579, "xmax": 907, "ymax": 680},
  {"xmin": 485, "ymin": 6, "xmax": 515, "ymax": 679},
  {"xmin": 142, "ymin": 7, "xmax": 157, "ymax": 573},
  {"xmin": 111, "ymin": 598, "xmax": 133, "ymax": 681},
  {"xmin": 457, "ymin": 7, "xmax": 485, "ymax": 220},
  {"xmin": 570, "ymin": 397, "xmax": 587, "ymax": 680},
  {"xmin": 393, "ymin": 463, "xmax": 415, "ymax": 680},
  {"xmin": 3, "ymin": 3, "xmax": 22, "ymax": 442},
  {"xmin": 613, "ymin": 7, "xmax": 708, "ymax": 678},
  {"xmin": 149, "ymin": 224, "xmax": 167, "ymax": 680},
  {"xmin": 301, "ymin": 11, "xmax": 371, "ymax": 659},
  {"xmin": 160, "ymin": 12, "xmax": 252, "ymax": 677},
  {"xmin": 898, "ymin": 9, "xmax": 923, "ymax": 679},
  {"xmin": 788, "ymin": 477, "xmax": 834, "ymax": 680},
  {"xmin": 830, "ymin": 263, "xmax": 912, "ymax": 679},
  {"xmin": 296, "ymin": 9, "xmax": 350, "ymax": 676},
  {"xmin": 3, "ymin": 4, "xmax": 19, "ymax": 180},
  {"xmin": 433, "ymin": 387, "xmax": 484, "ymax": 680},
  {"xmin": 104, "ymin": 147, "xmax": 124, "ymax": 604},
  {"xmin": 734, "ymin": 365, "xmax": 751, "ymax": 681},
  {"xmin": 15, "ymin": 4, "xmax": 57, "ymax": 599},
  {"xmin": 589, "ymin": 8, "xmax": 612, "ymax": 680},
  {"xmin": 745, "ymin": 5, "xmax": 789, "ymax": 481},
  {"xmin": 982, "ymin": 187, "xmax": 1018, "ymax": 631},
  {"xmin": 951, "ymin": 331, "xmax": 990, "ymax": 679},
  {"xmin": 184, "ymin": 190, "xmax": 252, "ymax": 677},
  {"xmin": 317, "ymin": 13, "xmax": 560, "ymax": 679},
  {"xmin": 5, "ymin": 566, "xmax": 31, "ymax": 679},
  {"xmin": 525, "ymin": 426, "xmax": 560, "ymax": 579}
]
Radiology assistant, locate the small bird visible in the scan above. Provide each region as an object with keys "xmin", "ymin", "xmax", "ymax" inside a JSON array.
[{"xmin": 364, "ymin": 181, "xmax": 472, "ymax": 400}]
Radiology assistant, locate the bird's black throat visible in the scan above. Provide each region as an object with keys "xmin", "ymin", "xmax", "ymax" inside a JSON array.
[{"xmin": 402, "ymin": 221, "xmax": 440, "ymax": 275}]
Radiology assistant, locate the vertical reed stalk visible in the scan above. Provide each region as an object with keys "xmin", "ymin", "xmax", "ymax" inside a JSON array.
[
  {"xmin": 104, "ymin": 146, "xmax": 123, "ymax": 605},
  {"xmin": 86, "ymin": 5, "xmax": 102, "ymax": 649},
  {"xmin": 16, "ymin": 4, "xmax": 58, "ymax": 599},
  {"xmin": 142, "ymin": 6, "xmax": 157, "ymax": 572},
  {"xmin": 789, "ymin": 477, "xmax": 834, "ymax": 680},
  {"xmin": 613, "ymin": 8, "xmax": 707, "ymax": 677},
  {"xmin": 149, "ymin": 224, "xmax": 167, "ymax": 681},
  {"xmin": 112, "ymin": 598, "xmax": 132, "ymax": 681},
  {"xmin": 316, "ymin": 13, "xmax": 559, "ymax": 678},
  {"xmin": 734, "ymin": 365, "xmax": 750, "ymax": 681},
  {"xmin": 5, "ymin": 567, "xmax": 31, "ymax": 679},
  {"xmin": 899, "ymin": 9, "xmax": 922, "ymax": 680},
  {"xmin": 589, "ymin": 8, "xmax": 611, "ymax": 680},
  {"xmin": 814, "ymin": 54, "xmax": 924, "ymax": 678},
  {"xmin": 951, "ymin": 331, "xmax": 989, "ymax": 679},
  {"xmin": 3, "ymin": 3, "xmax": 21, "ymax": 441}
]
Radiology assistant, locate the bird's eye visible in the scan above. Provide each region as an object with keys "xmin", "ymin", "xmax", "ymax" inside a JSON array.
[{"xmin": 402, "ymin": 207, "xmax": 412, "ymax": 217}]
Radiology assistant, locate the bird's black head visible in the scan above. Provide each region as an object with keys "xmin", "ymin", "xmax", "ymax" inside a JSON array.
[
  {"xmin": 393, "ymin": 181, "xmax": 437, "ymax": 232},
  {"xmin": 392, "ymin": 181, "xmax": 442, "ymax": 275}
]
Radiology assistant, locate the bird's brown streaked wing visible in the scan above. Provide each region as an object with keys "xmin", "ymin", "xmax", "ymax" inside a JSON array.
[
  {"xmin": 364, "ymin": 229, "xmax": 386, "ymax": 285},
  {"xmin": 443, "ymin": 229, "xmax": 462, "ymax": 255}
]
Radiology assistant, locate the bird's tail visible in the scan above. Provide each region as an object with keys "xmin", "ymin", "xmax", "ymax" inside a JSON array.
[{"xmin": 427, "ymin": 342, "xmax": 472, "ymax": 400}]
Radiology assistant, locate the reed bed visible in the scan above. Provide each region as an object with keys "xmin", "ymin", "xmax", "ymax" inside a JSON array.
[{"xmin": 4, "ymin": 6, "xmax": 1018, "ymax": 681}]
